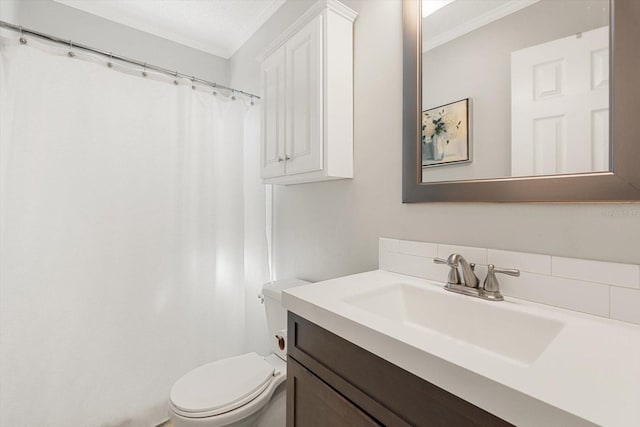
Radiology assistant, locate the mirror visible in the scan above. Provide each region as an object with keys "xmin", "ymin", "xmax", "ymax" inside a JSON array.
[
  {"xmin": 403, "ymin": 0, "xmax": 640, "ymax": 202},
  {"xmin": 421, "ymin": 0, "xmax": 610, "ymax": 183}
]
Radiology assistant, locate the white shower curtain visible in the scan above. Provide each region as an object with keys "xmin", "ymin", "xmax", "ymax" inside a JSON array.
[{"xmin": 0, "ymin": 37, "xmax": 254, "ymax": 426}]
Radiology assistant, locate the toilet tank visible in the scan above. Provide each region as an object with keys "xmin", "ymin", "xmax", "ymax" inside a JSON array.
[{"xmin": 261, "ymin": 279, "xmax": 310, "ymax": 359}]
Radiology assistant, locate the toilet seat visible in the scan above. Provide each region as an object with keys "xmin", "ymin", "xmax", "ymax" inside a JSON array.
[{"xmin": 170, "ymin": 353, "xmax": 277, "ymax": 419}]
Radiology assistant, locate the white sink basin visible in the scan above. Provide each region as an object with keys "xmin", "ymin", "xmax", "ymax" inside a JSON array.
[{"xmin": 343, "ymin": 283, "xmax": 564, "ymax": 365}]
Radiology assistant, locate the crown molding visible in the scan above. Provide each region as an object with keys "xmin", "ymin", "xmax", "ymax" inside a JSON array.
[
  {"xmin": 423, "ymin": 0, "xmax": 540, "ymax": 52},
  {"xmin": 256, "ymin": 0, "xmax": 357, "ymax": 62}
]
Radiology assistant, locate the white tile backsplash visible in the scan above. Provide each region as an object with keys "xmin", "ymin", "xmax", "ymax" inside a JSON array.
[
  {"xmin": 488, "ymin": 249, "xmax": 551, "ymax": 275},
  {"xmin": 381, "ymin": 251, "xmax": 430, "ymax": 279},
  {"xmin": 378, "ymin": 240, "xmax": 396, "ymax": 272},
  {"xmin": 379, "ymin": 237, "xmax": 399, "ymax": 253},
  {"xmin": 499, "ymin": 272, "xmax": 610, "ymax": 317},
  {"xmin": 398, "ymin": 239, "xmax": 438, "ymax": 258},
  {"xmin": 437, "ymin": 244, "xmax": 487, "ymax": 265},
  {"xmin": 610, "ymin": 287, "xmax": 640, "ymax": 324},
  {"xmin": 379, "ymin": 238, "xmax": 640, "ymax": 325},
  {"xmin": 380, "ymin": 250, "xmax": 449, "ymax": 282},
  {"xmin": 552, "ymin": 257, "xmax": 640, "ymax": 289}
]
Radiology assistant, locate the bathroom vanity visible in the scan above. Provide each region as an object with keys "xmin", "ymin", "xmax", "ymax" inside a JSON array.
[
  {"xmin": 283, "ymin": 267, "xmax": 640, "ymax": 427},
  {"xmin": 286, "ymin": 312, "xmax": 510, "ymax": 426}
]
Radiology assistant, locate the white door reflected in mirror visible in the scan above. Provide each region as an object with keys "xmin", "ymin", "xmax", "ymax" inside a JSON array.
[
  {"xmin": 511, "ymin": 26, "xmax": 609, "ymax": 176},
  {"xmin": 421, "ymin": 0, "xmax": 610, "ymax": 183}
]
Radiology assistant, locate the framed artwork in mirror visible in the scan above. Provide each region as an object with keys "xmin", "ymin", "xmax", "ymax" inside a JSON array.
[{"xmin": 422, "ymin": 98, "xmax": 470, "ymax": 168}]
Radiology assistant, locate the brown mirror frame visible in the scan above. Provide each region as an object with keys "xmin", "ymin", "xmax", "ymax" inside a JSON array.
[{"xmin": 403, "ymin": 0, "xmax": 640, "ymax": 203}]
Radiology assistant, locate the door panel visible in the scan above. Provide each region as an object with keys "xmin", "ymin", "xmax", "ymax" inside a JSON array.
[
  {"xmin": 287, "ymin": 357, "xmax": 381, "ymax": 427},
  {"xmin": 261, "ymin": 46, "xmax": 286, "ymax": 178},
  {"xmin": 511, "ymin": 26, "xmax": 609, "ymax": 176},
  {"xmin": 285, "ymin": 15, "xmax": 323, "ymax": 175}
]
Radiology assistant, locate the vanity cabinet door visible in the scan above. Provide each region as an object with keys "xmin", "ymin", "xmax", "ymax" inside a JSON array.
[
  {"xmin": 287, "ymin": 356, "xmax": 381, "ymax": 427},
  {"xmin": 288, "ymin": 313, "xmax": 513, "ymax": 427}
]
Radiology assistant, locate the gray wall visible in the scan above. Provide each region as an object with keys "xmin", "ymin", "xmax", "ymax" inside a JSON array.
[
  {"xmin": 422, "ymin": 0, "xmax": 609, "ymax": 182},
  {"xmin": 9, "ymin": 0, "xmax": 228, "ymax": 84},
  {"xmin": 230, "ymin": 0, "xmax": 640, "ymax": 284}
]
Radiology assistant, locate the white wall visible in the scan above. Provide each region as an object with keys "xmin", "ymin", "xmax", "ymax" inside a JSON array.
[
  {"xmin": 14, "ymin": 0, "xmax": 229, "ymax": 84},
  {"xmin": 230, "ymin": 0, "xmax": 640, "ymax": 289}
]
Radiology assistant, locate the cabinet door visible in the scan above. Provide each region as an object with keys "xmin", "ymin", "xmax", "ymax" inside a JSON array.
[
  {"xmin": 287, "ymin": 357, "xmax": 381, "ymax": 427},
  {"xmin": 285, "ymin": 15, "xmax": 323, "ymax": 176},
  {"xmin": 261, "ymin": 45, "xmax": 286, "ymax": 178}
]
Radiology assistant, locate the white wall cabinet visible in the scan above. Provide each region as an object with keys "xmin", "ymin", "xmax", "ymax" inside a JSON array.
[{"xmin": 258, "ymin": 0, "xmax": 357, "ymax": 185}]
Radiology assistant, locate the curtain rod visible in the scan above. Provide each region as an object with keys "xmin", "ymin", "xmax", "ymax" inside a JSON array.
[{"xmin": 0, "ymin": 20, "xmax": 260, "ymax": 100}]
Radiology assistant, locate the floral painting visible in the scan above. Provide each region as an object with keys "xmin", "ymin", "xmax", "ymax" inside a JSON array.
[{"xmin": 422, "ymin": 98, "xmax": 471, "ymax": 167}]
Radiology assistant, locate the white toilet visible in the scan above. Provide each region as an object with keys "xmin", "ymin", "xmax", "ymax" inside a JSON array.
[{"xmin": 168, "ymin": 279, "xmax": 309, "ymax": 427}]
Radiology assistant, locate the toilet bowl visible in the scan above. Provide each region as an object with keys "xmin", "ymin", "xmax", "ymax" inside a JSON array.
[
  {"xmin": 168, "ymin": 279, "xmax": 309, "ymax": 427},
  {"xmin": 169, "ymin": 353, "xmax": 286, "ymax": 427}
]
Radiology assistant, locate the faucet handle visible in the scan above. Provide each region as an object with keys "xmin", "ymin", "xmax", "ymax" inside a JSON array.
[
  {"xmin": 483, "ymin": 264, "xmax": 520, "ymax": 295},
  {"xmin": 433, "ymin": 257, "xmax": 461, "ymax": 285},
  {"xmin": 493, "ymin": 266, "xmax": 520, "ymax": 277}
]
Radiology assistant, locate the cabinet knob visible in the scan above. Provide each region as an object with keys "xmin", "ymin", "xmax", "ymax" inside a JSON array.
[
  {"xmin": 285, "ymin": 155, "xmax": 291, "ymax": 161},
  {"xmin": 278, "ymin": 157, "xmax": 284, "ymax": 163}
]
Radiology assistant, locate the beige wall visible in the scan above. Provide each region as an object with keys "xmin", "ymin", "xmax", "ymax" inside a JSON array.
[{"xmin": 232, "ymin": 0, "xmax": 640, "ymax": 284}]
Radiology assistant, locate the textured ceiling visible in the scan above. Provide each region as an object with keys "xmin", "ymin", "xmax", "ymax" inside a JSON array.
[{"xmin": 53, "ymin": 0, "xmax": 287, "ymax": 58}]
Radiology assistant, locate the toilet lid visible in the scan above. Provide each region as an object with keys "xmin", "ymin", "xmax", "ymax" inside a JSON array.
[{"xmin": 170, "ymin": 352, "xmax": 275, "ymax": 416}]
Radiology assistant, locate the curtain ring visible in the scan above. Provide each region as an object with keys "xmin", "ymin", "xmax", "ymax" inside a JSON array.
[
  {"xmin": 142, "ymin": 62, "xmax": 147, "ymax": 77},
  {"xmin": 67, "ymin": 40, "xmax": 75, "ymax": 57},
  {"xmin": 173, "ymin": 71, "xmax": 179, "ymax": 85},
  {"xmin": 19, "ymin": 26, "xmax": 27, "ymax": 45},
  {"xmin": 107, "ymin": 52, "xmax": 113, "ymax": 68}
]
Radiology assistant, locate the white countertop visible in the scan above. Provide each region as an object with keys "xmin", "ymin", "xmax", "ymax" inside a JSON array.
[{"xmin": 282, "ymin": 270, "xmax": 640, "ymax": 427}]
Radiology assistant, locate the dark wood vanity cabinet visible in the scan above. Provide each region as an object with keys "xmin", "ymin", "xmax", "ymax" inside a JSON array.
[
  {"xmin": 288, "ymin": 357, "xmax": 381, "ymax": 426},
  {"xmin": 286, "ymin": 313, "xmax": 513, "ymax": 427}
]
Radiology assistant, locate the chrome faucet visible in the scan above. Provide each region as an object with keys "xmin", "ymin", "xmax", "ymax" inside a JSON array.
[
  {"xmin": 434, "ymin": 253, "xmax": 479, "ymax": 288},
  {"xmin": 434, "ymin": 254, "xmax": 519, "ymax": 301},
  {"xmin": 448, "ymin": 253, "xmax": 479, "ymax": 288}
]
